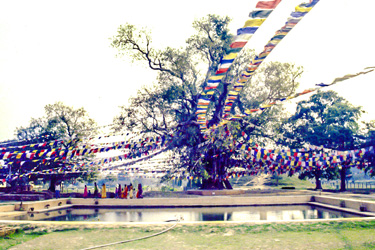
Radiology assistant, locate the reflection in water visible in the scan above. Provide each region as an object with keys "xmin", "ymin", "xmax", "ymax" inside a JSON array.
[
  {"xmin": 317, "ymin": 210, "xmax": 324, "ymax": 219},
  {"xmin": 6, "ymin": 205, "xmax": 361, "ymax": 222},
  {"xmin": 201, "ymin": 213, "xmax": 226, "ymax": 221}
]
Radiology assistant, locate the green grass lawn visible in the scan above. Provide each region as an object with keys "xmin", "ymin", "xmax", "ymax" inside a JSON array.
[
  {"xmin": 230, "ymin": 174, "xmax": 316, "ymax": 190},
  {"xmin": 264, "ymin": 175, "xmax": 316, "ymax": 189},
  {"xmin": 2, "ymin": 220, "xmax": 375, "ymax": 250}
]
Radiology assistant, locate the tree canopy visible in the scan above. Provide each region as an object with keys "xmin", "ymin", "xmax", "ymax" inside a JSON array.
[
  {"xmin": 282, "ymin": 90, "xmax": 362, "ymax": 150},
  {"xmin": 15, "ymin": 102, "xmax": 97, "ymax": 147},
  {"xmin": 281, "ymin": 90, "xmax": 363, "ymax": 190},
  {"xmin": 1, "ymin": 102, "xmax": 98, "ymax": 191},
  {"xmin": 111, "ymin": 15, "xmax": 304, "ymax": 188}
]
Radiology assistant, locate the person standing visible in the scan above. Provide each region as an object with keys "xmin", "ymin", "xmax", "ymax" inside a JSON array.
[
  {"xmin": 123, "ymin": 184, "xmax": 128, "ymax": 199},
  {"xmin": 93, "ymin": 182, "xmax": 98, "ymax": 198},
  {"xmin": 55, "ymin": 183, "xmax": 61, "ymax": 199},
  {"xmin": 101, "ymin": 183, "xmax": 107, "ymax": 198},
  {"xmin": 128, "ymin": 183, "xmax": 133, "ymax": 199},
  {"xmin": 136, "ymin": 183, "xmax": 143, "ymax": 199},
  {"xmin": 117, "ymin": 184, "xmax": 122, "ymax": 199},
  {"xmin": 83, "ymin": 185, "xmax": 88, "ymax": 198}
]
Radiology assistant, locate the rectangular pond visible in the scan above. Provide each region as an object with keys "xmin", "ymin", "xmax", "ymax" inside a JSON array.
[{"xmin": 3, "ymin": 205, "xmax": 363, "ymax": 222}]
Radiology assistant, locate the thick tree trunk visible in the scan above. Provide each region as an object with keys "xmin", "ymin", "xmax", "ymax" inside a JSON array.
[
  {"xmin": 224, "ymin": 179, "xmax": 233, "ymax": 189},
  {"xmin": 340, "ymin": 167, "xmax": 347, "ymax": 192},
  {"xmin": 200, "ymin": 151, "xmax": 233, "ymax": 190},
  {"xmin": 314, "ymin": 169, "xmax": 322, "ymax": 190},
  {"xmin": 48, "ymin": 177, "xmax": 57, "ymax": 192},
  {"xmin": 201, "ymin": 177, "xmax": 224, "ymax": 190}
]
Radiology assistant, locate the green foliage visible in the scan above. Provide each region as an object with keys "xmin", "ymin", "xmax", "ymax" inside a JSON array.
[
  {"xmin": 283, "ymin": 90, "xmax": 362, "ymax": 149},
  {"xmin": 15, "ymin": 102, "xmax": 97, "ymax": 147},
  {"xmin": 6, "ymin": 102, "xmax": 99, "ymax": 189},
  {"xmin": 240, "ymin": 62, "xmax": 302, "ymax": 111},
  {"xmin": 83, "ymin": 170, "xmax": 99, "ymax": 184},
  {"xmin": 0, "ymin": 228, "xmax": 47, "ymax": 249},
  {"xmin": 187, "ymin": 14, "xmax": 233, "ymax": 73},
  {"xmin": 160, "ymin": 185, "xmax": 176, "ymax": 192},
  {"xmin": 281, "ymin": 90, "xmax": 363, "ymax": 189},
  {"xmin": 358, "ymin": 120, "xmax": 375, "ymax": 177},
  {"xmin": 104, "ymin": 174, "xmax": 118, "ymax": 184}
]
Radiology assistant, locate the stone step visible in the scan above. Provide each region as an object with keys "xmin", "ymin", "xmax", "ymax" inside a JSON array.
[
  {"xmin": 31, "ymin": 204, "xmax": 74, "ymax": 213},
  {"xmin": 308, "ymin": 201, "xmax": 375, "ymax": 217}
]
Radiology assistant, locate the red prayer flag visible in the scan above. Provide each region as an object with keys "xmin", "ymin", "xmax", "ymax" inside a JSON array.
[
  {"xmin": 216, "ymin": 68, "xmax": 228, "ymax": 75},
  {"xmin": 230, "ymin": 41, "xmax": 247, "ymax": 49},
  {"xmin": 256, "ymin": 0, "xmax": 282, "ymax": 9}
]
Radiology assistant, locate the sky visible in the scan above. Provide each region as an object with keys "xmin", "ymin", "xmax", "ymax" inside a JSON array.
[{"xmin": 0, "ymin": 0, "xmax": 374, "ymax": 142}]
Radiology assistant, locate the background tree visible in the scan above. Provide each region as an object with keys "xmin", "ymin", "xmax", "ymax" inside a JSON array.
[
  {"xmin": 0, "ymin": 102, "xmax": 97, "ymax": 192},
  {"xmin": 111, "ymin": 15, "xmax": 303, "ymax": 189},
  {"xmin": 281, "ymin": 90, "xmax": 362, "ymax": 191},
  {"xmin": 358, "ymin": 120, "xmax": 375, "ymax": 177},
  {"xmin": 16, "ymin": 102, "xmax": 97, "ymax": 146},
  {"xmin": 104, "ymin": 173, "xmax": 118, "ymax": 186}
]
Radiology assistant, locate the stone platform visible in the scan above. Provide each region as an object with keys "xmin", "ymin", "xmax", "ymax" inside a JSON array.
[{"xmin": 186, "ymin": 189, "xmax": 245, "ymax": 196}]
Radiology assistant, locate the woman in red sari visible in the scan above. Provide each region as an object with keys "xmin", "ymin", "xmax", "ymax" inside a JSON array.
[
  {"xmin": 123, "ymin": 184, "xmax": 128, "ymax": 199},
  {"xmin": 83, "ymin": 185, "xmax": 88, "ymax": 198},
  {"xmin": 136, "ymin": 183, "xmax": 143, "ymax": 199}
]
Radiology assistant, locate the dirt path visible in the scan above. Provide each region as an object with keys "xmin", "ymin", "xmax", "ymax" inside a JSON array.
[{"xmin": 242, "ymin": 174, "xmax": 270, "ymax": 189}]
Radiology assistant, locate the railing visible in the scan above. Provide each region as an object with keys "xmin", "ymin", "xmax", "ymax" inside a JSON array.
[
  {"xmin": 319, "ymin": 180, "xmax": 375, "ymax": 190},
  {"xmin": 346, "ymin": 182, "xmax": 375, "ymax": 189}
]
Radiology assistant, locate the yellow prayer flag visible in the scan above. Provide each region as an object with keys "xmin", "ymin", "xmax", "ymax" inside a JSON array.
[
  {"xmin": 295, "ymin": 6, "xmax": 312, "ymax": 12},
  {"xmin": 209, "ymin": 75, "xmax": 225, "ymax": 81},
  {"xmin": 260, "ymin": 104, "xmax": 272, "ymax": 108},
  {"xmin": 243, "ymin": 18, "xmax": 266, "ymax": 27},
  {"xmin": 267, "ymin": 40, "xmax": 280, "ymax": 46},
  {"xmin": 242, "ymin": 71, "xmax": 254, "ymax": 77},
  {"xmin": 228, "ymin": 91, "xmax": 239, "ymax": 96},
  {"xmin": 222, "ymin": 53, "xmax": 238, "ymax": 60}
]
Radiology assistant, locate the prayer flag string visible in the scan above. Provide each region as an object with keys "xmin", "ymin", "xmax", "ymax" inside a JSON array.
[
  {"xmin": 196, "ymin": 0, "xmax": 283, "ymax": 132},
  {"xmin": 221, "ymin": 0, "xmax": 319, "ymax": 119}
]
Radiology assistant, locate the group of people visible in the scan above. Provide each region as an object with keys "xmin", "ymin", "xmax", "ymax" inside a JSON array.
[{"xmin": 83, "ymin": 182, "xmax": 143, "ymax": 199}]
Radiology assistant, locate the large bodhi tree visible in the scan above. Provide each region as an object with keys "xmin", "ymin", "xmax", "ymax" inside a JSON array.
[
  {"xmin": 3, "ymin": 102, "xmax": 98, "ymax": 192},
  {"xmin": 281, "ymin": 90, "xmax": 362, "ymax": 191},
  {"xmin": 111, "ymin": 15, "xmax": 303, "ymax": 189}
]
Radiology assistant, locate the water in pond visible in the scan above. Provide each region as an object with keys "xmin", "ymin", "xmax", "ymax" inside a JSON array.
[{"xmin": 6, "ymin": 205, "xmax": 361, "ymax": 222}]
